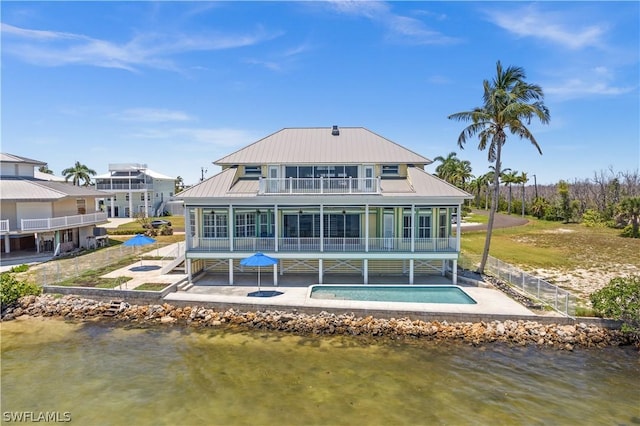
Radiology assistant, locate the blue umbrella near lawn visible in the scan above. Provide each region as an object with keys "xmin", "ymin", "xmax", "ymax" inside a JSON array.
[
  {"xmin": 240, "ymin": 252, "xmax": 278, "ymax": 294},
  {"xmin": 123, "ymin": 234, "xmax": 156, "ymax": 265}
]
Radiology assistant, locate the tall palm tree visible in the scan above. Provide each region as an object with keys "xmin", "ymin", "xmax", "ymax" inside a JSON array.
[
  {"xmin": 448, "ymin": 61, "xmax": 550, "ymax": 274},
  {"xmin": 518, "ymin": 171, "xmax": 529, "ymax": 216},
  {"xmin": 502, "ymin": 169, "xmax": 519, "ymax": 214},
  {"xmin": 453, "ymin": 159, "xmax": 473, "ymax": 189},
  {"xmin": 62, "ymin": 161, "xmax": 97, "ymax": 186}
]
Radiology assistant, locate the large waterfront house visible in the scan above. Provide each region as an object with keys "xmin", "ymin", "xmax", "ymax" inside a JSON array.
[
  {"xmin": 176, "ymin": 126, "xmax": 472, "ymax": 285},
  {"xmin": 0, "ymin": 153, "xmax": 111, "ymax": 255},
  {"xmin": 94, "ymin": 163, "xmax": 177, "ymax": 218}
]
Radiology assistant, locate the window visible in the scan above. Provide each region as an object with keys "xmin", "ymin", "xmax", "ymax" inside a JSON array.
[
  {"xmin": 439, "ymin": 209, "xmax": 447, "ymax": 238},
  {"xmin": 76, "ymin": 199, "xmax": 86, "ymax": 215},
  {"xmin": 203, "ymin": 210, "xmax": 228, "ymax": 238},
  {"xmin": 382, "ymin": 165, "xmax": 399, "ymax": 175},
  {"xmin": 235, "ymin": 213, "xmax": 256, "ymax": 237},
  {"xmin": 403, "ymin": 213, "xmax": 412, "ymax": 239},
  {"xmin": 189, "ymin": 209, "xmax": 196, "ymax": 237},
  {"xmin": 258, "ymin": 212, "xmax": 274, "ymax": 237},
  {"xmin": 324, "ymin": 214, "xmax": 360, "ymax": 238},
  {"xmin": 245, "ymin": 166, "xmax": 261, "ymax": 175},
  {"xmin": 418, "ymin": 214, "xmax": 432, "ymax": 238}
]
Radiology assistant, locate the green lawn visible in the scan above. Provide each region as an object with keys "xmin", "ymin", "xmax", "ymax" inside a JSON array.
[{"xmin": 461, "ymin": 218, "xmax": 640, "ymax": 273}]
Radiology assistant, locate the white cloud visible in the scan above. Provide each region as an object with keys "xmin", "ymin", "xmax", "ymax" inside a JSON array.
[
  {"xmin": 484, "ymin": 5, "xmax": 607, "ymax": 50},
  {"xmin": 0, "ymin": 23, "xmax": 280, "ymax": 72},
  {"xmin": 114, "ymin": 108, "xmax": 194, "ymax": 122},
  {"xmin": 325, "ymin": 1, "xmax": 459, "ymax": 45}
]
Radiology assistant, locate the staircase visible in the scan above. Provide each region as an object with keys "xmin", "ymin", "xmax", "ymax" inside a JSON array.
[{"xmin": 103, "ymin": 300, "xmax": 123, "ymax": 317}]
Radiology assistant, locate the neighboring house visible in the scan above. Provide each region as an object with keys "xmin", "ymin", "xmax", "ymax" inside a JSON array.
[
  {"xmin": 176, "ymin": 126, "xmax": 472, "ymax": 285},
  {"xmin": 94, "ymin": 163, "xmax": 177, "ymax": 218},
  {"xmin": 0, "ymin": 153, "xmax": 111, "ymax": 255}
]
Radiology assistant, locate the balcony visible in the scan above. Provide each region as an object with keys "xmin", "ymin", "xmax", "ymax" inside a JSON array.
[
  {"xmin": 20, "ymin": 212, "xmax": 108, "ymax": 232},
  {"xmin": 95, "ymin": 182, "xmax": 153, "ymax": 191},
  {"xmin": 258, "ymin": 177, "xmax": 380, "ymax": 195},
  {"xmin": 188, "ymin": 236, "xmax": 456, "ymax": 253}
]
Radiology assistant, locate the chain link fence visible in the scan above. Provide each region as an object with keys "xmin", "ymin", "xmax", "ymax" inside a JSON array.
[
  {"xmin": 459, "ymin": 253, "xmax": 578, "ymax": 317},
  {"xmin": 31, "ymin": 243, "xmax": 175, "ymax": 286}
]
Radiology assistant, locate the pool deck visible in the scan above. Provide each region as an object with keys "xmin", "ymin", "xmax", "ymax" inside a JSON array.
[{"xmin": 163, "ymin": 273, "xmax": 538, "ymax": 320}]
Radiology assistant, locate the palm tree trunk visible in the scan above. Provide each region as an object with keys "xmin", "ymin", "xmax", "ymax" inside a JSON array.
[
  {"xmin": 478, "ymin": 147, "xmax": 502, "ymax": 274},
  {"xmin": 521, "ymin": 184, "xmax": 526, "ymax": 216}
]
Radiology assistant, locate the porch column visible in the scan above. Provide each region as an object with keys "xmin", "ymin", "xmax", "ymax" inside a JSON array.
[
  {"xmin": 452, "ymin": 259, "xmax": 458, "ymax": 285},
  {"xmin": 229, "ymin": 205, "xmax": 234, "ymax": 251},
  {"xmin": 318, "ymin": 259, "xmax": 323, "ymax": 284},
  {"xmin": 456, "ymin": 204, "xmax": 462, "ymax": 251},
  {"xmin": 229, "ymin": 259, "xmax": 234, "ymax": 285},
  {"xmin": 320, "ymin": 204, "xmax": 324, "ymax": 252},
  {"xmin": 110, "ymin": 197, "xmax": 115, "ymax": 218},
  {"xmin": 187, "ymin": 258, "xmax": 192, "ymax": 284},
  {"xmin": 144, "ymin": 191, "xmax": 149, "ymax": 217},
  {"xmin": 441, "ymin": 260, "xmax": 446, "ymax": 276},
  {"xmin": 35, "ymin": 233, "xmax": 40, "ymax": 253},
  {"xmin": 4, "ymin": 234, "xmax": 10, "ymax": 254},
  {"xmin": 409, "ymin": 259, "xmax": 414, "ymax": 284},
  {"xmin": 363, "ymin": 259, "xmax": 368, "ymax": 284},
  {"xmin": 273, "ymin": 263, "xmax": 278, "ymax": 286},
  {"xmin": 128, "ymin": 191, "xmax": 133, "ymax": 218},
  {"xmin": 365, "ymin": 204, "xmax": 369, "ymax": 252},
  {"xmin": 411, "ymin": 204, "xmax": 415, "ymax": 252},
  {"xmin": 184, "ymin": 208, "xmax": 192, "ymax": 250},
  {"xmin": 274, "ymin": 204, "xmax": 279, "ymax": 252}
]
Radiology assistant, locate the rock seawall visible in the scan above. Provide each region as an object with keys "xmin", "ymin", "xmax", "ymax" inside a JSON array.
[{"xmin": 2, "ymin": 295, "xmax": 635, "ymax": 350}]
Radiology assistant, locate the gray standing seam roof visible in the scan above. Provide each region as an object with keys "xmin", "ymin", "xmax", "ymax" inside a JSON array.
[{"xmin": 215, "ymin": 127, "xmax": 432, "ymax": 166}]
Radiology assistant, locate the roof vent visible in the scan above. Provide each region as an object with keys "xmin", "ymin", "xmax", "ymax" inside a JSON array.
[{"xmin": 331, "ymin": 125, "xmax": 340, "ymax": 136}]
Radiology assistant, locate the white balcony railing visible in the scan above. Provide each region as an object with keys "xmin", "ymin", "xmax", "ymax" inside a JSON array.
[
  {"xmin": 95, "ymin": 183, "xmax": 153, "ymax": 191},
  {"xmin": 188, "ymin": 236, "xmax": 456, "ymax": 253},
  {"xmin": 0, "ymin": 220, "xmax": 9, "ymax": 234},
  {"xmin": 258, "ymin": 177, "xmax": 380, "ymax": 195},
  {"xmin": 20, "ymin": 212, "xmax": 108, "ymax": 232}
]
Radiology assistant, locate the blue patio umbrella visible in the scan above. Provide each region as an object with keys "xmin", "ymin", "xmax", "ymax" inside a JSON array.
[
  {"xmin": 240, "ymin": 252, "xmax": 278, "ymax": 293},
  {"xmin": 123, "ymin": 234, "xmax": 156, "ymax": 265}
]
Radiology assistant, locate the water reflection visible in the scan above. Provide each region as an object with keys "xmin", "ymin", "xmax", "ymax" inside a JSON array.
[{"xmin": 2, "ymin": 317, "xmax": 639, "ymax": 425}]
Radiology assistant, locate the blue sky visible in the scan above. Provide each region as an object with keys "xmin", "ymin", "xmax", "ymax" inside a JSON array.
[{"xmin": 2, "ymin": 1, "xmax": 638, "ymax": 186}]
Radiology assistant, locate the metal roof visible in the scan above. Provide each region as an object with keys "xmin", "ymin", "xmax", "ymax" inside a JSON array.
[
  {"xmin": 176, "ymin": 167, "xmax": 471, "ymax": 201},
  {"xmin": 0, "ymin": 153, "xmax": 47, "ymax": 166},
  {"xmin": 0, "ymin": 177, "xmax": 112, "ymax": 201},
  {"xmin": 215, "ymin": 127, "xmax": 432, "ymax": 166}
]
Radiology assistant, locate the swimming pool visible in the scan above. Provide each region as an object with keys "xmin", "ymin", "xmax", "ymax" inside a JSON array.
[{"xmin": 309, "ymin": 285, "xmax": 477, "ymax": 304}]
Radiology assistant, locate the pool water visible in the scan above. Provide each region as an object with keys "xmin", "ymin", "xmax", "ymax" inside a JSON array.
[{"xmin": 309, "ymin": 285, "xmax": 477, "ymax": 304}]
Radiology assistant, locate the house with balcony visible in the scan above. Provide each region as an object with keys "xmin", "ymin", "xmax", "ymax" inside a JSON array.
[
  {"xmin": 176, "ymin": 126, "xmax": 472, "ymax": 286},
  {"xmin": 94, "ymin": 164, "xmax": 177, "ymax": 218},
  {"xmin": 0, "ymin": 153, "xmax": 111, "ymax": 255}
]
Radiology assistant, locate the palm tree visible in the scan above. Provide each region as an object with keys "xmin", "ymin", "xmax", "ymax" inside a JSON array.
[
  {"xmin": 62, "ymin": 161, "xmax": 97, "ymax": 186},
  {"xmin": 433, "ymin": 152, "xmax": 460, "ymax": 184},
  {"xmin": 448, "ymin": 61, "xmax": 550, "ymax": 274},
  {"xmin": 502, "ymin": 170, "xmax": 519, "ymax": 214},
  {"xmin": 518, "ymin": 171, "xmax": 529, "ymax": 216}
]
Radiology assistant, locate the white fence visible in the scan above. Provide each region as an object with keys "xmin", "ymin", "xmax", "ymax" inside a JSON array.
[{"xmin": 459, "ymin": 254, "xmax": 578, "ymax": 317}]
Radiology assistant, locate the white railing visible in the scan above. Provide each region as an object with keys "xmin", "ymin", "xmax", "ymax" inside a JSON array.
[
  {"xmin": 188, "ymin": 236, "xmax": 456, "ymax": 253},
  {"xmin": 258, "ymin": 177, "xmax": 380, "ymax": 195},
  {"xmin": 0, "ymin": 219, "xmax": 9, "ymax": 233},
  {"xmin": 95, "ymin": 183, "xmax": 153, "ymax": 190},
  {"xmin": 21, "ymin": 212, "xmax": 108, "ymax": 231}
]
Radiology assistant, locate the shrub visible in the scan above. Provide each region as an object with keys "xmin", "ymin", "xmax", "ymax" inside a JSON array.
[
  {"xmin": 1, "ymin": 273, "xmax": 42, "ymax": 308},
  {"xmin": 581, "ymin": 209, "xmax": 604, "ymax": 228},
  {"xmin": 9, "ymin": 264, "xmax": 30, "ymax": 273},
  {"xmin": 590, "ymin": 275, "xmax": 640, "ymax": 337}
]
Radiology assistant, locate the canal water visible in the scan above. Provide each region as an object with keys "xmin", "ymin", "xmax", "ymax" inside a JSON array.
[{"xmin": 2, "ymin": 317, "xmax": 639, "ymax": 426}]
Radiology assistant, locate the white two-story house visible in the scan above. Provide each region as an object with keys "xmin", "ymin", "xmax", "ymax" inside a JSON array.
[
  {"xmin": 94, "ymin": 163, "xmax": 176, "ymax": 218},
  {"xmin": 0, "ymin": 153, "xmax": 111, "ymax": 255},
  {"xmin": 176, "ymin": 126, "xmax": 472, "ymax": 286}
]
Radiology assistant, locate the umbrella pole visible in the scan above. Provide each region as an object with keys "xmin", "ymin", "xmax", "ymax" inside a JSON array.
[{"xmin": 258, "ymin": 266, "xmax": 261, "ymax": 293}]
